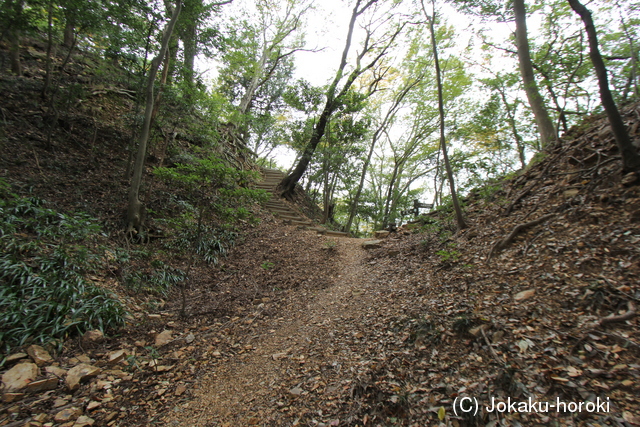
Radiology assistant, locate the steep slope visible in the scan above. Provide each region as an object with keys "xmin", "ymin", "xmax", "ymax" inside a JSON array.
[{"xmin": 336, "ymin": 102, "xmax": 640, "ymax": 425}]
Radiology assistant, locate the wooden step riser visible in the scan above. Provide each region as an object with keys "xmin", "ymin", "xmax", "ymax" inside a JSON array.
[
  {"xmin": 289, "ymin": 221, "xmax": 313, "ymax": 226},
  {"xmin": 325, "ymin": 231, "xmax": 348, "ymax": 237},
  {"xmin": 266, "ymin": 209, "xmax": 295, "ymax": 215},
  {"xmin": 275, "ymin": 215, "xmax": 305, "ymax": 221}
]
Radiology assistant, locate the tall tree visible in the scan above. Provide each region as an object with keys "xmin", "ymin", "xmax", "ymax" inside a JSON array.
[
  {"xmin": 126, "ymin": 1, "xmax": 182, "ymax": 236},
  {"xmin": 513, "ymin": 0, "xmax": 557, "ymax": 147},
  {"xmin": 279, "ymin": 0, "xmax": 404, "ymax": 199},
  {"xmin": 422, "ymin": 0, "xmax": 467, "ymax": 230},
  {"xmin": 568, "ymin": 0, "xmax": 640, "ymax": 173},
  {"xmin": 345, "ymin": 75, "xmax": 421, "ymax": 233},
  {"xmin": 178, "ymin": 0, "xmax": 233, "ymax": 86},
  {"xmin": 1, "ymin": 0, "xmax": 25, "ymax": 76}
]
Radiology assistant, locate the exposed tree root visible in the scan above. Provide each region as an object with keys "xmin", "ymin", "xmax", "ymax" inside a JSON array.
[
  {"xmin": 598, "ymin": 301, "xmax": 636, "ymax": 327},
  {"xmin": 487, "ymin": 213, "xmax": 556, "ymax": 262}
]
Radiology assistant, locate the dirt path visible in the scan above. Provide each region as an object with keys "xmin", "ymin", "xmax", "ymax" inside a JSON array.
[{"xmin": 163, "ymin": 236, "xmax": 373, "ymax": 426}]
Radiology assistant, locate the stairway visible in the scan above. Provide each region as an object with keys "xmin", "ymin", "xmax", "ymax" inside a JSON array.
[{"xmin": 257, "ymin": 167, "xmax": 349, "ymax": 238}]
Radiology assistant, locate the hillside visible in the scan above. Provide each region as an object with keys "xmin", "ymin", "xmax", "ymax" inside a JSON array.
[
  {"xmin": 333, "ymin": 102, "xmax": 640, "ymax": 425},
  {"xmin": 1, "ymin": 40, "xmax": 640, "ymax": 427}
]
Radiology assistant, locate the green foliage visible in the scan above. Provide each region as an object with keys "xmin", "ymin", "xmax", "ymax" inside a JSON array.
[
  {"xmin": 435, "ymin": 248, "xmax": 461, "ymax": 263},
  {"xmin": 154, "ymin": 154, "xmax": 266, "ymax": 276},
  {"xmin": 324, "ymin": 239, "xmax": 337, "ymax": 250},
  {"xmin": 123, "ymin": 262, "xmax": 186, "ymax": 296},
  {"xmin": 154, "ymin": 155, "xmax": 269, "ymax": 224},
  {"xmin": 0, "ymin": 185, "xmax": 126, "ymax": 355},
  {"xmin": 164, "ymin": 225, "xmax": 237, "ymax": 265},
  {"xmin": 452, "ymin": 315, "xmax": 472, "ymax": 335},
  {"xmin": 260, "ymin": 261, "xmax": 275, "ymax": 270}
]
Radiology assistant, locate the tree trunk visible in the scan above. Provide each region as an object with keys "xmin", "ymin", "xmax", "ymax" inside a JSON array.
[
  {"xmin": 344, "ymin": 78, "xmax": 419, "ymax": 233},
  {"xmin": 513, "ymin": 0, "xmax": 557, "ymax": 147},
  {"xmin": 126, "ymin": 2, "xmax": 182, "ymax": 235},
  {"xmin": 568, "ymin": 0, "xmax": 640, "ymax": 172},
  {"xmin": 182, "ymin": 21, "xmax": 197, "ymax": 85},
  {"xmin": 497, "ymin": 88, "xmax": 526, "ymax": 169},
  {"xmin": 424, "ymin": 1, "xmax": 467, "ymax": 231},
  {"xmin": 280, "ymin": 108, "xmax": 332, "ymax": 199},
  {"xmin": 279, "ymin": 0, "xmax": 381, "ymax": 200},
  {"xmin": 239, "ymin": 46, "xmax": 269, "ymax": 115},
  {"xmin": 63, "ymin": 11, "xmax": 74, "ymax": 48},
  {"xmin": 345, "ymin": 132, "xmax": 378, "ymax": 232},
  {"xmin": 382, "ymin": 161, "xmax": 401, "ymax": 228},
  {"xmin": 41, "ymin": 0, "xmax": 54, "ymax": 100}
]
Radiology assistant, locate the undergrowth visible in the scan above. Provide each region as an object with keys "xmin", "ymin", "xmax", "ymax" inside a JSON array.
[{"xmin": 0, "ymin": 180, "xmax": 127, "ymax": 356}]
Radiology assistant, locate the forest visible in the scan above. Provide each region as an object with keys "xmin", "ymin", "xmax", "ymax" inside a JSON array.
[{"xmin": 1, "ymin": 0, "xmax": 640, "ymax": 425}]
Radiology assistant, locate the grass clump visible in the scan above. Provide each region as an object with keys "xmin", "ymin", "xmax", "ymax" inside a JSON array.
[{"xmin": 0, "ymin": 181, "xmax": 126, "ymax": 355}]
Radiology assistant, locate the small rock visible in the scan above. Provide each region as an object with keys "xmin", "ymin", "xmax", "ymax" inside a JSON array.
[
  {"xmin": 73, "ymin": 415, "xmax": 95, "ymax": 426},
  {"xmin": 362, "ymin": 240, "xmax": 382, "ymax": 249},
  {"xmin": 32, "ymin": 413, "xmax": 49, "ymax": 423},
  {"xmin": 563, "ymin": 189, "xmax": 580, "ymax": 198},
  {"xmin": 105, "ymin": 412, "xmax": 118, "ymax": 422},
  {"xmin": 388, "ymin": 250, "xmax": 400, "ymax": 257},
  {"xmin": 107, "ymin": 350, "xmax": 126, "ymax": 365},
  {"xmin": 86, "ymin": 401, "xmax": 101, "ymax": 411},
  {"xmin": 514, "ymin": 289, "xmax": 536, "ymax": 302},
  {"xmin": 26, "ymin": 377, "xmax": 59, "ymax": 393},
  {"xmin": 66, "ymin": 364, "xmax": 101, "ymax": 391},
  {"xmin": 45, "ymin": 366, "xmax": 68, "ymax": 378},
  {"xmin": 374, "ymin": 230, "xmax": 390, "ymax": 239},
  {"xmin": 5, "ymin": 353, "xmax": 28, "ymax": 364},
  {"xmin": 155, "ymin": 330, "xmax": 173, "ymax": 347},
  {"xmin": 2, "ymin": 362, "xmax": 39, "ymax": 392},
  {"xmin": 82, "ymin": 330, "xmax": 104, "ymax": 346},
  {"xmin": 26, "ymin": 345, "xmax": 54, "ymax": 366},
  {"xmin": 289, "ymin": 386, "xmax": 303, "ymax": 396},
  {"xmin": 174, "ymin": 384, "xmax": 187, "ymax": 396},
  {"xmin": 2, "ymin": 393, "xmax": 25, "ymax": 403},
  {"xmin": 54, "ymin": 407, "xmax": 82, "ymax": 423},
  {"xmin": 185, "ymin": 333, "xmax": 195, "ymax": 344},
  {"xmin": 53, "ymin": 397, "xmax": 69, "ymax": 407},
  {"xmin": 76, "ymin": 355, "xmax": 91, "ymax": 364}
]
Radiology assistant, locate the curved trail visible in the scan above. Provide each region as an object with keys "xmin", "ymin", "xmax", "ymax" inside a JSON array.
[{"xmin": 164, "ymin": 236, "xmax": 372, "ymax": 426}]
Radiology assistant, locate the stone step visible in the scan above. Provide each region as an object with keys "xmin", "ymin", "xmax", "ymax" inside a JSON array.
[{"xmin": 290, "ymin": 219, "xmax": 313, "ymax": 226}]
